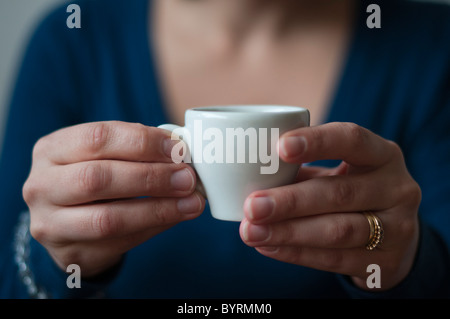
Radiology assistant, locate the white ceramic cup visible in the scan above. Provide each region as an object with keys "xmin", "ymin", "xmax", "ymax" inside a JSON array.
[{"xmin": 158, "ymin": 105, "xmax": 309, "ymax": 221}]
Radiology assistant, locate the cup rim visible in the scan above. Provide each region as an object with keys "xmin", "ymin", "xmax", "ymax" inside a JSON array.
[{"xmin": 189, "ymin": 105, "xmax": 308, "ymax": 114}]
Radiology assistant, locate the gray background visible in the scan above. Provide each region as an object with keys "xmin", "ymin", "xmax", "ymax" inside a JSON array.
[
  {"xmin": 0, "ymin": 0, "xmax": 449, "ymax": 155},
  {"xmin": 0, "ymin": 0, "xmax": 66, "ymax": 155}
]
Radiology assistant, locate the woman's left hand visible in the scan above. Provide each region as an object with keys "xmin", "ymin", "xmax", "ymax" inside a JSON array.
[{"xmin": 240, "ymin": 122, "xmax": 422, "ymax": 291}]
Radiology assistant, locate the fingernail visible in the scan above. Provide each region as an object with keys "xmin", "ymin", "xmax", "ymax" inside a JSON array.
[
  {"xmin": 171, "ymin": 168, "xmax": 195, "ymax": 192},
  {"xmin": 280, "ymin": 136, "xmax": 306, "ymax": 158},
  {"xmin": 247, "ymin": 197, "xmax": 274, "ymax": 221},
  {"xmin": 243, "ymin": 222, "xmax": 270, "ymax": 243},
  {"xmin": 177, "ymin": 193, "xmax": 201, "ymax": 214}
]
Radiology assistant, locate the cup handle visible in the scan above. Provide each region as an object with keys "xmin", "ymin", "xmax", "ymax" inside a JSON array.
[{"xmin": 157, "ymin": 124, "xmax": 207, "ymax": 199}]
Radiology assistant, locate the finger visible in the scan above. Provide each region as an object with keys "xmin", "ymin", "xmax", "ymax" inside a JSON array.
[
  {"xmin": 37, "ymin": 192, "xmax": 205, "ymax": 242},
  {"xmin": 33, "ymin": 121, "xmax": 182, "ymax": 165},
  {"xmin": 45, "ymin": 161, "xmax": 196, "ymax": 205},
  {"xmin": 240, "ymin": 213, "xmax": 369, "ymax": 249},
  {"xmin": 278, "ymin": 122, "xmax": 396, "ymax": 167},
  {"xmin": 295, "ymin": 163, "xmax": 347, "ymax": 182},
  {"xmin": 245, "ymin": 171, "xmax": 398, "ymax": 224},
  {"xmin": 253, "ymin": 245, "xmax": 377, "ymax": 278},
  {"xmin": 71, "ymin": 223, "xmax": 177, "ymax": 265}
]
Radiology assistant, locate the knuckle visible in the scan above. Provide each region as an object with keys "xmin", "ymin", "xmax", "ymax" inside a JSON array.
[
  {"xmin": 55, "ymin": 248, "xmax": 81, "ymax": 270},
  {"xmin": 29, "ymin": 213, "xmax": 68, "ymax": 247},
  {"xmin": 78, "ymin": 162, "xmax": 110, "ymax": 194},
  {"xmin": 278, "ymin": 222, "xmax": 296, "ymax": 245},
  {"xmin": 90, "ymin": 206, "xmax": 121, "ymax": 238},
  {"xmin": 29, "ymin": 211, "xmax": 68, "ymax": 246},
  {"xmin": 151, "ymin": 200, "xmax": 173, "ymax": 225},
  {"xmin": 325, "ymin": 216, "xmax": 354, "ymax": 246},
  {"xmin": 22, "ymin": 178, "xmax": 39, "ymax": 206},
  {"xmin": 284, "ymin": 247, "xmax": 305, "ymax": 265},
  {"xmin": 401, "ymin": 179, "xmax": 422, "ymax": 211},
  {"xmin": 343, "ymin": 122, "xmax": 368, "ymax": 149},
  {"xmin": 153, "ymin": 210, "xmax": 170, "ymax": 225},
  {"xmin": 29, "ymin": 217, "xmax": 48, "ymax": 243},
  {"xmin": 32, "ymin": 136, "xmax": 50, "ymax": 160},
  {"xmin": 309, "ymin": 126, "xmax": 325, "ymax": 153},
  {"xmin": 387, "ymin": 140, "xmax": 403, "ymax": 158},
  {"xmin": 386, "ymin": 140, "xmax": 407, "ymax": 166},
  {"xmin": 409, "ymin": 181, "xmax": 422, "ymax": 209},
  {"xmin": 396, "ymin": 217, "xmax": 418, "ymax": 243},
  {"xmin": 320, "ymin": 249, "xmax": 344, "ymax": 270},
  {"xmin": 283, "ymin": 188, "xmax": 298, "ymax": 213},
  {"xmin": 85, "ymin": 122, "xmax": 110, "ymax": 156},
  {"xmin": 330, "ymin": 180, "xmax": 355, "ymax": 208},
  {"xmin": 143, "ymin": 164, "xmax": 159, "ymax": 192},
  {"xmin": 396, "ymin": 176, "xmax": 422, "ymax": 212},
  {"xmin": 131, "ymin": 124, "xmax": 151, "ymax": 158},
  {"xmin": 400, "ymin": 219, "xmax": 415, "ymax": 237}
]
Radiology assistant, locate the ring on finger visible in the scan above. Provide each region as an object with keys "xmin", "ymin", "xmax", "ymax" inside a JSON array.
[{"xmin": 363, "ymin": 212, "xmax": 384, "ymax": 250}]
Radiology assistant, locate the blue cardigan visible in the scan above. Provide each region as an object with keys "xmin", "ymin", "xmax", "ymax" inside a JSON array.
[{"xmin": 1, "ymin": 0, "xmax": 449, "ymax": 298}]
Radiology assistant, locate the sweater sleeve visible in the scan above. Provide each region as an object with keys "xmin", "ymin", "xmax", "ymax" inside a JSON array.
[
  {"xmin": 336, "ymin": 101, "xmax": 450, "ymax": 297},
  {"xmin": 0, "ymin": 3, "xmax": 119, "ymax": 298},
  {"xmin": 337, "ymin": 220, "xmax": 450, "ymax": 298},
  {"xmin": 337, "ymin": 3, "xmax": 450, "ymax": 296},
  {"xmin": 338, "ymin": 77, "xmax": 450, "ymax": 297}
]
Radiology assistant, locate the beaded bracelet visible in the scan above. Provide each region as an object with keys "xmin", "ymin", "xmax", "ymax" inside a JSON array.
[{"xmin": 13, "ymin": 211, "xmax": 49, "ymax": 299}]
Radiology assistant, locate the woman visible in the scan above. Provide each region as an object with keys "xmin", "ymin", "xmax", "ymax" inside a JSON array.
[{"xmin": 1, "ymin": 0, "xmax": 449, "ymax": 298}]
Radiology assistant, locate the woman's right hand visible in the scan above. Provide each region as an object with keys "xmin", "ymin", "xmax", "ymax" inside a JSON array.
[{"xmin": 22, "ymin": 121, "xmax": 205, "ymax": 278}]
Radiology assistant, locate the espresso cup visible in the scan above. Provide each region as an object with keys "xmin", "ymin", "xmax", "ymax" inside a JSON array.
[{"xmin": 158, "ymin": 105, "xmax": 309, "ymax": 221}]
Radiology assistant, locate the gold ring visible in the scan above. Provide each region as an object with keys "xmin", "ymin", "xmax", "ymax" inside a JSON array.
[{"xmin": 363, "ymin": 212, "xmax": 384, "ymax": 250}]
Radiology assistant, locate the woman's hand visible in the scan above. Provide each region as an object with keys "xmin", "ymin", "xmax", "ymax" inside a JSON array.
[
  {"xmin": 240, "ymin": 122, "xmax": 421, "ymax": 291},
  {"xmin": 23, "ymin": 121, "xmax": 205, "ymax": 277}
]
